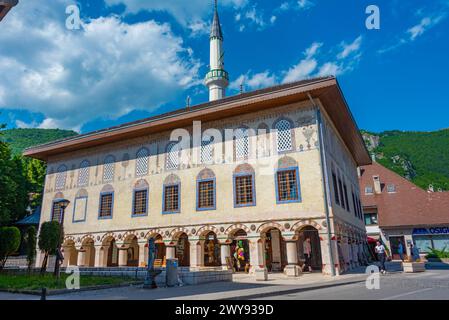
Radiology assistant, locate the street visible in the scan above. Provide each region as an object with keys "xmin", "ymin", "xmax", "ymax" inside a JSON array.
[{"xmin": 1, "ymin": 265, "xmax": 448, "ymax": 300}]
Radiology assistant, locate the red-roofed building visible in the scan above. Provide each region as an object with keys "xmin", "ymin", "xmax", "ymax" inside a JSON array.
[{"xmin": 359, "ymin": 161, "xmax": 449, "ymax": 260}]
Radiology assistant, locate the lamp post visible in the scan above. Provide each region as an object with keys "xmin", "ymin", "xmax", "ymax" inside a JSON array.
[{"xmin": 54, "ymin": 198, "xmax": 70, "ymax": 278}]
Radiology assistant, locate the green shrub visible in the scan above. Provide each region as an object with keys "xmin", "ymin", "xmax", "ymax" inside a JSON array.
[
  {"xmin": 425, "ymin": 247, "xmax": 449, "ymax": 259},
  {"xmin": 38, "ymin": 221, "xmax": 61, "ymax": 274},
  {"xmin": 0, "ymin": 226, "xmax": 21, "ymax": 270},
  {"xmin": 25, "ymin": 226, "xmax": 37, "ymax": 272}
]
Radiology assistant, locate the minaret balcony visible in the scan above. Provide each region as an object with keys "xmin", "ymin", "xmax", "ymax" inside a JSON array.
[{"xmin": 205, "ymin": 69, "xmax": 229, "ymax": 83}]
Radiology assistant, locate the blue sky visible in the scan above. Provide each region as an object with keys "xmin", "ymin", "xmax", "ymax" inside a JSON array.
[{"xmin": 0, "ymin": 0, "xmax": 448, "ymax": 133}]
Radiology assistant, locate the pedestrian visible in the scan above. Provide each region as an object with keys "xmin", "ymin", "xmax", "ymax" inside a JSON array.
[
  {"xmin": 374, "ymin": 241, "xmax": 387, "ymax": 274},
  {"xmin": 410, "ymin": 243, "xmax": 420, "ymax": 261},
  {"xmin": 302, "ymin": 237, "xmax": 313, "ymax": 272},
  {"xmin": 397, "ymin": 242, "xmax": 404, "ymax": 261}
]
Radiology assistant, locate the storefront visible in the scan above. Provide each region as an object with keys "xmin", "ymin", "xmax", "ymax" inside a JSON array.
[{"xmin": 413, "ymin": 226, "xmax": 449, "ymax": 253}]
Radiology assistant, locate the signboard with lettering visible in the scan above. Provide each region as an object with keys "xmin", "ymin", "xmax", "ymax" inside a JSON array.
[{"xmin": 413, "ymin": 227, "xmax": 449, "ymax": 235}]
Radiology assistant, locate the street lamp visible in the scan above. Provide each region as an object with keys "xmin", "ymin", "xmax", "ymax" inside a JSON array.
[
  {"xmin": 0, "ymin": 0, "xmax": 18, "ymax": 22},
  {"xmin": 54, "ymin": 198, "xmax": 70, "ymax": 278}
]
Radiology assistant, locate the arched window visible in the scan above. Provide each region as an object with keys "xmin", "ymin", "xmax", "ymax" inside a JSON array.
[
  {"xmin": 196, "ymin": 169, "xmax": 216, "ymax": 210},
  {"xmin": 235, "ymin": 127, "xmax": 249, "ymax": 160},
  {"xmin": 166, "ymin": 142, "xmax": 180, "ymax": 170},
  {"xmin": 201, "ymin": 135, "xmax": 213, "ymax": 164},
  {"xmin": 274, "ymin": 119, "xmax": 293, "ymax": 153},
  {"xmin": 132, "ymin": 179, "xmax": 149, "ymax": 216},
  {"xmin": 99, "ymin": 184, "xmax": 114, "ymax": 219},
  {"xmin": 233, "ymin": 164, "xmax": 256, "ymax": 207},
  {"xmin": 103, "ymin": 155, "xmax": 115, "ymax": 183},
  {"xmin": 73, "ymin": 189, "xmax": 88, "ymax": 223},
  {"xmin": 55, "ymin": 165, "xmax": 67, "ymax": 190},
  {"xmin": 163, "ymin": 174, "xmax": 181, "ymax": 214},
  {"xmin": 135, "ymin": 147, "xmax": 149, "ymax": 176},
  {"xmin": 78, "ymin": 160, "xmax": 90, "ymax": 187}
]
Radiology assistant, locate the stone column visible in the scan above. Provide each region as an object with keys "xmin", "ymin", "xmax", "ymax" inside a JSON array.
[
  {"xmin": 166, "ymin": 244, "xmax": 176, "ymax": 260},
  {"xmin": 248, "ymin": 237, "xmax": 266, "ymax": 273},
  {"xmin": 77, "ymin": 249, "xmax": 86, "ymax": 267},
  {"xmin": 219, "ymin": 241, "xmax": 231, "ymax": 270},
  {"xmin": 94, "ymin": 245, "xmax": 107, "ymax": 267},
  {"xmin": 62, "ymin": 246, "xmax": 71, "ymax": 268},
  {"xmin": 270, "ymin": 229, "xmax": 282, "ymax": 272},
  {"xmin": 189, "ymin": 239, "xmax": 203, "ymax": 269},
  {"xmin": 138, "ymin": 242, "xmax": 147, "ymax": 267},
  {"xmin": 284, "ymin": 240, "xmax": 301, "ymax": 277},
  {"xmin": 118, "ymin": 248, "xmax": 128, "ymax": 267},
  {"xmin": 320, "ymin": 234, "xmax": 339, "ymax": 276}
]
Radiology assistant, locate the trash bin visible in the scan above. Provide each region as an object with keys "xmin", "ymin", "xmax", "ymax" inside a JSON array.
[{"xmin": 165, "ymin": 258, "xmax": 178, "ymax": 287}]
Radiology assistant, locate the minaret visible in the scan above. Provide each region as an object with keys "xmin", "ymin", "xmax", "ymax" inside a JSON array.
[{"xmin": 205, "ymin": 0, "xmax": 229, "ymax": 101}]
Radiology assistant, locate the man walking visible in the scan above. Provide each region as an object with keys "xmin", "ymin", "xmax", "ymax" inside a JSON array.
[
  {"xmin": 397, "ymin": 242, "xmax": 404, "ymax": 261},
  {"xmin": 302, "ymin": 238, "xmax": 312, "ymax": 272},
  {"xmin": 375, "ymin": 241, "xmax": 387, "ymax": 274}
]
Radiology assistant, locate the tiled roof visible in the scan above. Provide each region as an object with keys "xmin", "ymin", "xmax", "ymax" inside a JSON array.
[
  {"xmin": 15, "ymin": 206, "xmax": 41, "ymax": 225},
  {"xmin": 359, "ymin": 162, "xmax": 449, "ymax": 228}
]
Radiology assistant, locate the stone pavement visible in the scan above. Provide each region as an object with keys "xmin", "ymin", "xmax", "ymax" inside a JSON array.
[{"xmin": 0, "ymin": 262, "xmax": 407, "ymax": 300}]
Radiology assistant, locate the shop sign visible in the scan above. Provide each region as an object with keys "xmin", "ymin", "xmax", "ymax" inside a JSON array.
[{"xmin": 413, "ymin": 227, "xmax": 449, "ymax": 235}]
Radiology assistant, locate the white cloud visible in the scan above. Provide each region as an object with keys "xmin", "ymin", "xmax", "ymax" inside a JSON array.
[
  {"xmin": 379, "ymin": 12, "xmax": 447, "ymax": 54},
  {"xmin": 0, "ymin": 1, "xmax": 201, "ymax": 130},
  {"xmin": 230, "ymin": 71, "xmax": 277, "ymax": 91},
  {"xmin": 407, "ymin": 15, "xmax": 444, "ymax": 40},
  {"xmin": 245, "ymin": 6, "xmax": 266, "ymax": 28},
  {"xmin": 297, "ymin": 0, "xmax": 315, "ymax": 10},
  {"xmin": 282, "ymin": 42, "xmax": 321, "ymax": 83},
  {"xmin": 278, "ymin": 0, "xmax": 314, "ymax": 12},
  {"xmin": 270, "ymin": 16, "xmax": 277, "ymax": 24},
  {"xmin": 105, "ymin": 0, "xmax": 248, "ymax": 28},
  {"xmin": 282, "ymin": 59, "xmax": 317, "ymax": 83},
  {"xmin": 317, "ymin": 62, "xmax": 342, "ymax": 77},
  {"xmin": 337, "ymin": 36, "xmax": 362, "ymax": 59}
]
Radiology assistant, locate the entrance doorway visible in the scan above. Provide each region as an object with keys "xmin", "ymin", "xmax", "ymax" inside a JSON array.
[
  {"xmin": 230, "ymin": 229, "xmax": 250, "ymax": 272},
  {"xmin": 263, "ymin": 228, "xmax": 287, "ymax": 272},
  {"xmin": 296, "ymin": 226, "xmax": 322, "ymax": 271},
  {"xmin": 389, "ymin": 236, "xmax": 406, "ymax": 261},
  {"xmin": 175, "ymin": 233, "xmax": 190, "ymax": 267},
  {"xmin": 204, "ymin": 232, "xmax": 221, "ymax": 267},
  {"xmin": 106, "ymin": 238, "xmax": 118, "ymax": 267}
]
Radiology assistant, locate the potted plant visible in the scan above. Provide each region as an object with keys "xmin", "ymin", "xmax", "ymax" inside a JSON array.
[{"xmin": 425, "ymin": 247, "xmax": 449, "ymax": 263}]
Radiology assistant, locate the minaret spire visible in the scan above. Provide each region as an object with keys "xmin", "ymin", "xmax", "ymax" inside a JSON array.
[{"xmin": 205, "ymin": 0, "xmax": 229, "ymax": 101}]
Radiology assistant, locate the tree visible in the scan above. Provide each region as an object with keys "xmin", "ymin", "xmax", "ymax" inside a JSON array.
[
  {"xmin": 25, "ymin": 226, "xmax": 37, "ymax": 273},
  {"xmin": 38, "ymin": 221, "xmax": 61, "ymax": 275},
  {"xmin": 0, "ymin": 226, "xmax": 21, "ymax": 271}
]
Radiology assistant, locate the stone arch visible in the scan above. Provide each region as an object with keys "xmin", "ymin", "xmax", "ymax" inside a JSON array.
[
  {"xmin": 80, "ymin": 236, "xmax": 95, "ymax": 267},
  {"xmin": 197, "ymin": 225, "xmax": 221, "ymax": 237},
  {"xmin": 164, "ymin": 173, "xmax": 181, "ymax": 185},
  {"xmin": 257, "ymin": 222, "xmax": 285, "ymax": 233},
  {"xmin": 76, "ymin": 189, "xmax": 88, "ymax": 198},
  {"xmin": 53, "ymin": 192, "xmax": 65, "ymax": 200},
  {"xmin": 197, "ymin": 168, "xmax": 215, "ymax": 180},
  {"xmin": 290, "ymin": 220, "xmax": 323, "ymax": 232},
  {"xmin": 123, "ymin": 230, "xmax": 140, "ymax": 241},
  {"xmin": 170, "ymin": 227, "xmax": 191, "ymax": 240},
  {"xmin": 101, "ymin": 184, "xmax": 114, "ymax": 193},
  {"xmin": 233, "ymin": 163, "xmax": 255, "ymax": 174},
  {"xmin": 101, "ymin": 232, "xmax": 117, "ymax": 245},
  {"xmin": 225, "ymin": 223, "xmax": 251, "ymax": 236},
  {"xmin": 145, "ymin": 229, "xmax": 165, "ymax": 240},
  {"xmin": 133, "ymin": 178, "xmax": 149, "ymax": 189},
  {"xmin": 277, "ymin": 156, "xmax": 298, "ymax": 169}
]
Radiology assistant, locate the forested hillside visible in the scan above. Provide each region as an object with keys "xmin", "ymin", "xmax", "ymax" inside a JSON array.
[
  {"xmin": 362, "ymin": 129, "xmax": 449, "ymax": 191},
  {"xmin": 1, "ymin": 128, "xmax": 77, "ymax": 154}
]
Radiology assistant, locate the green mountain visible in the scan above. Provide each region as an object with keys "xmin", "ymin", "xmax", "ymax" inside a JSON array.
[
  {"xmin": 362, "ymin": 129, "xmax": 449, "ymax": 191},
  {"xmin": 1, "ymin": 128, "xmax": 78, "ymax": 155}
]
